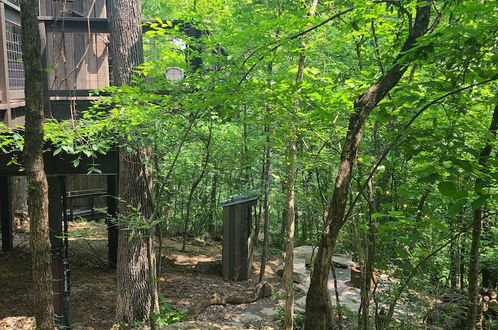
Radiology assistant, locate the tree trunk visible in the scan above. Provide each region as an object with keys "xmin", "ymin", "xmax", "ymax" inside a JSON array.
[
  {"xmin": 116, "ymin": 149, "xmax": 157, "ymax": 323},
  {"xmin": 259, "ymin": 121, "xmax": 272, "ymax": 283},
  {"xmin": 282, "ymin": 3, "xmax": 318, "ymax": 326},
  {"xmin": 182, "ymin": 124, "xmax": 212, "ymax": 251},
  {"xmin": 466, "ymin": 105, "xmax": 498, "ymax": 329},
  {"xmin": 109, "ymin": 0, "xmax": 158, "ymax": 324},
  {"xmin": 207, "ymin": 171, "xmax": 218, "ymax": 234},
  {"xmin": 449, "ymin": 236, "xmax": 458, "ymax": 289},
  {"xmin": 242, "ymin": 106, "xmax": 251, "ymax": 189},
  {"xmin": 460, "ymin": 240, "xmax": 466, "ymax": 290},
  {"xmin": 304, "ymin": 4, "xmax": 430, "ymax": 329},
  {"xmin": 283, "ymin": 131, "xmax": 297, "ymax": 330},
  {"xmin": 20, "ymin": 0, "xmax": 55, "ymax": 327},
  {"xmin": 359, "ymin": 178, "xmax": 376, "ymax": 329}
]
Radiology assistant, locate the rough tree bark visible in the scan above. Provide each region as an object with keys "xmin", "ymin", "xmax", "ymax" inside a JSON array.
[
  {"xmin": 304, "ymin": 3, "xmax": 431, "ymax": 329},
  {"xmin": 466, "ymin": 105, "xmax": 498, "ymax": 329},
  {"xmin": 109, "ymin": 0, "xmax": 158, "ymax": 324},
  {"xmin": 20, "ymin": 0, "xmax": 55, "ymax": 328}
]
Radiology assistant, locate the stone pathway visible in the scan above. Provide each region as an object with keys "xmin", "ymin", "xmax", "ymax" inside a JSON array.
[
  {"xmin": 193, "ymin": 246, "xmax": 421, "ymax": 329},
  {"xmin": 289, "ymin": 246, "xmax": 419, "ymax": 321}
]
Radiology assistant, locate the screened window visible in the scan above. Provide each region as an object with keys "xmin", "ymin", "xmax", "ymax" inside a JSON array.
[{"xmin": 6, "ymin": 22, "xmax": 24, "ymax": 91}]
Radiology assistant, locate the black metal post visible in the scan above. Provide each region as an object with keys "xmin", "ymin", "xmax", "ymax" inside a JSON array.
[
  {"xmin": 0, "ymin": 176, "xmax": 13, "ymax": 251},
  {"xmin": 106, "ymin": 175, "xmax": 118, "ymax": 268},
  {"xmin": 48, "ymin": 176, "xmax": 70, "ymax": 327}
]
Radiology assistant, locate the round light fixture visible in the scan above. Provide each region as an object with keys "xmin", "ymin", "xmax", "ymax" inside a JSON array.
[{"xmin": 165, "ymin": 67, "xmax": 185, "ymax": 82}]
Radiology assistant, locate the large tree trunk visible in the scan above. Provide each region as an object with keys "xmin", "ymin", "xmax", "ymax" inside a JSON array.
[
  {"xmin": 466, "ymin": 105, "xmax": 498, "ymax": 329},
  {"xmin": 110, "ymin": 0, "xmax": 158, "ymax": 324},
  {"xmin": 304, "ymin": 3, "xmax": 430, "ymax": 329},
  {"xmin": 116, "ymin": 149, "xmax": 157, "ymax": 323},
  {"xmin": 20, "ymin": 0, "xmax": 55, "ymax": 328}
]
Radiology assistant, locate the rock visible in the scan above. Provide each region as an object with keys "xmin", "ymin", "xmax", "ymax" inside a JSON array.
[
  {"xmin": 160, "ymin": 321, "xmax": 219, "ymax": 329},
  {"xmin": 294, "ymin": 245, "xmax": 316, "ymax": 261},
  {"xmin": 293, "ymin": 272, "xmax": 309, "ymax": 286},
  {"xmin": 332, "ymin": 254, "xmax": 356, "ymax": 268},
  {"xmin": 240, "ymin": 313, "xmax": 263, "ymax": 322},
  {"xmin": 275, "ymin": 260, "xmax": 310, "ymax": 286},
  {"xmin": 294, "ymin": 282, "xmax": 308, "ymax": 294},
  {"xmin": 260, "ymin": 281, "xmax": 275, "ymax": 297},
  {"xmin": 293, "ymin": 247, "xmax": 356, "ymax": 268},
  {"xmin": 295, "ymin": 296, "xmax": 307, "ymax": 309}
]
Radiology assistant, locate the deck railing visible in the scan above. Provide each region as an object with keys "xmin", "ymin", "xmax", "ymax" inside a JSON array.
[
  {"xmin": 4, "ymin": 0, "xmax": 19, "ymax": 7},
  {"xmin": 6, "ymin": 20, "xmax": 24, "ymax": 99}
]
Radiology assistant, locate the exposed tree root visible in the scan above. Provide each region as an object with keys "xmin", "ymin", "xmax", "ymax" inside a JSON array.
[{"xmin": 185, "ymin": 281, "xmax": 274, "ymax": 320}]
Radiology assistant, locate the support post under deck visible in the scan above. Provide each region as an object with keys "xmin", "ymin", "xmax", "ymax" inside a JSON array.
[
  {"xmin": 48, "ymin": 176, "xmax": 70, "ymax": 327},
  {"xmin": 0, "ymin": 176, "xmax": 13, "ymax": 251},
  {"xmin": 107, "ymin": 175, "xmax": 118, "ymax": 268}
]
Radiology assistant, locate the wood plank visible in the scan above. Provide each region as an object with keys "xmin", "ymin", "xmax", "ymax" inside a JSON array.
[
  {"xmin": 240, "ymin": 203, "xmax": 249, "ymax": 280},
  {"xmin": 229, "ymin": 205, "xmax": 236, "ymax": 279},
  {"xmin": 73, "ymin": 32, "xmax": 87, "ymax": 89},
  {"xmin": 234, "ymin": 203, "xmax": 242, "ymax": 280},
  {"xmin": 222, "ymin": 206, "xmax": 229, "ymax": 279},
  {"xmin": 95, "ymin": 33, "xmax": 109, "ymax": 87}
]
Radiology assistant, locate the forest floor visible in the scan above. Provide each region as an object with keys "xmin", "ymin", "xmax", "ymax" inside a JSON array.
[{"xmin": 0, "ymin": 221, "xmax": 282, "ymax": 330}]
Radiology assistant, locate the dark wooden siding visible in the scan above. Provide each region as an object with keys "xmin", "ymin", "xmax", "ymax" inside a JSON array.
[{"xmin": 222, "ymin": 199, "xmax": 256, "ymax": 281}]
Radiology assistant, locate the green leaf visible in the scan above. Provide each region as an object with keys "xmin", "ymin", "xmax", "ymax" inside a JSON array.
[
  {"xmin": 418, "ymin": 172, "xmax": 439, "ymax": 183},
  {"xmin": 427, "ymin": 217, "xmax": 448, "ymax": 231},
  {"xmin": 438, "ymin": 181, "xmax": 457, "ymax": 198},
  {"xmin": 371, "ymin": 212, "xmax": 385, "ymax": 219},
  {"xmin": 53, "ymin": 147, "xmax": 62, "ymax": 155},
  {"xmin": 448, "ymin": 199, "xmax": 466, "ymax": 217},
  {"xmin": 452, "ymin": 190, "xmax": 468, "ymax": 201},
  {"xmin": 471, "ymin": 194, "xmax": 489, "ymax": 210}
]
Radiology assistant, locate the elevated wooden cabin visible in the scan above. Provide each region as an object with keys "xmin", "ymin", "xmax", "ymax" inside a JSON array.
[
  {"xmin": 1, "ymin": 0, "xmax": 111, "ymax": 127},
  {"xmin": 0, "ymin": 0, "xmax": 116, "ymax": 325}
]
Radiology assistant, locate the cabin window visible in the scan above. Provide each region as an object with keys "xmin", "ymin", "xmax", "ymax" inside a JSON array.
[{"xmin": 5, "ymin": 21, "xmax": 24, "ymax": 91}]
